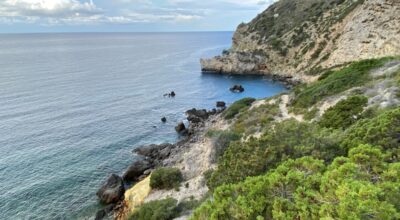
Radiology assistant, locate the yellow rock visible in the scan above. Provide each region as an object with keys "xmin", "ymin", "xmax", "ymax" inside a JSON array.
[{"xmin": 118, "ymin": 175, "xmax": 152, "ymax": 219}]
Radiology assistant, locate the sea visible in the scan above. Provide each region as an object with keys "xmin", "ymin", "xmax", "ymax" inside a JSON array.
[{"xmin": 0, "ymin": 32, "xmax": 286, "ymax": 219}]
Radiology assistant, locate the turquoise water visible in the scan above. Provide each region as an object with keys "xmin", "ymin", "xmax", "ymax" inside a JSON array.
[{"xmin": 0, "ymin": 32, "xmax": 286, "ymax": 219}]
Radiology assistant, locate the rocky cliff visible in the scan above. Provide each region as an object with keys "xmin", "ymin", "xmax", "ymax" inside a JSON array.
[{"xmin": 201, "ymin": 0, "xmax": 400, "ymax": 83}]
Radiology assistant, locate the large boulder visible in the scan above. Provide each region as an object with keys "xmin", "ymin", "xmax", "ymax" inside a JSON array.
[
  {"xmin": 96, "ymin": 174, "xmax": 125, "ymax": 204},
  {"xmin": 186, "ymin": 108, "xmax": 210, "ymax": 124},
  {"xmin": 122, "ymin": 160, "xmax": 152, "ymax": 182},
  {"xmin": 175, "ymin": 122, "xmax": 187, "ymax": 134}
]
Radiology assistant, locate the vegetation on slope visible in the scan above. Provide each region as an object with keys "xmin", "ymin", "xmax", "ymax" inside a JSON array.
[
  {"xmin": 127, "ymin": 58, "xmax": 400, "ymax": 220},
  {"xmin": 193, "ymin": 145, "xmax": 400, "ymax": 220},
  {"xmin": 292, "ymin": 57, "xmax": 393, "ymax": 110},
  {"xmin": 194, "ymin": 57, "xmax": 400, "ymax": 219}
]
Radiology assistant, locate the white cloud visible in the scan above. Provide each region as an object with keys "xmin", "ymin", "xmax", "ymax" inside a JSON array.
[
  {"xmin": 0, "ymin": 0, "xmax": 102, "ymax": 17},
  {"xmin": 0, "ymin": 0, "xmax": 275, "ymax": 27}
]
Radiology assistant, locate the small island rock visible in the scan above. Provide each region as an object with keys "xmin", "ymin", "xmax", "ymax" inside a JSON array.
[
  {"xmin": 216, "ymin": 101, "xmax": 226, "ymax": 108},
  {"xmin": 230, "ymin": 85, "xmax": 245, "ymax": 93}
]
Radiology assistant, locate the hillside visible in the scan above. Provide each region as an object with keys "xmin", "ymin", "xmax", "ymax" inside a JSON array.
[
  {"xmin": 201, "ymin": 0, "xmax": 400, "ymax": 83},
  {"xmin": 114, "ymin": 1, "xmax": 400, "ymax": 219}
]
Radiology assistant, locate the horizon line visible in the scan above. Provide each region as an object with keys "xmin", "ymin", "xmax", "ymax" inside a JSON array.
[{"xmin": 0, "ymin": 30, "xmax": 235, "ymax": 35}]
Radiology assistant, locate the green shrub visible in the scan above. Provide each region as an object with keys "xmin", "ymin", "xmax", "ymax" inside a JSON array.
[
  {"xmin": 223, "ymin": 97, "xmax": 256, "ymax": 119},
  {"xmin": 206, "ymin": 129, "xmax": 241, "ymax": 161},
  {"xmin": 207, "ymin": 120, "xmax": 344, "ymax": 190},
  {"xmin": 150, "ymin": 168, "xmax": 183, "ymax": 190},
  {"xmin": 319, "ymin": 95, "xmax": 368, "ymax": 129},
  {"xmin": 232, "ymin": 101, "xmax": 280, "ymax": 136},
  {"xmin": 128, "ymin": 198, "xmax": 178, "ymax": 220},
  {"xmin": 341, "ymin": 107, "xmax": 400, "ymax": 161},
  {"xmin": 292, "ymin": 57, "xmax": 393, "ymax": 109},
  {"xmin": 192, "ymin": 145, "xmax": 400, "ymax": 220}
]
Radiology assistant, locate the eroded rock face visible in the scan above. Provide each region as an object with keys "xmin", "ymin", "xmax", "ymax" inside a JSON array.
[
  {"xmin": 201, "ymin": 0, "xmax": 400, "ymax": 83},
  {"xmin": 96, "ymin": 174, "xmax": 125, "ymax": 204},
  {"xmin": 122, "ymin": 160, "xmax": 152, "ymax": 182}
]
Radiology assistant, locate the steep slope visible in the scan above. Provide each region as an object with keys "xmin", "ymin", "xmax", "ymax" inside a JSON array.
[{"xmin": 201, "ymin": 0, "xmax": 400, "ymax": 83}]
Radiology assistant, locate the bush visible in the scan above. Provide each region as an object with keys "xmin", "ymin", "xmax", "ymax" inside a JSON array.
[
  {"xmin": 232, "ymin": 101, "xmax": 280, "ymax": 136},
  {"xmin": 341, "ymin": 107, "xmax": 400, "ymax": 161},
  {"xmin": 192, "ymin": 146, "xmax": 400, "ymax": 220},
  {"xmin": 206, "ymin": 129, "xmax": 241, "ymax": 161},
  {"xmin": 206, "ymin": 120, "xmax": 344, "ymax": 190},
  {"xmin": 128, "ymin": 198, "xmax": 178, "ymax": 220},
  {"xmin": 150, "ymin": 168, "xmax": 183, "ymax": 190},
  {"xmin": 319, "ymin": 95, "xmax": 368, "ymax": 129},
  {"xmin": 292, "ymin": 57, "xmax": 393, "ymax": 109},
  {"xmin": 223, "ymin": 98, "xmax": 256, "ymax": 119}
]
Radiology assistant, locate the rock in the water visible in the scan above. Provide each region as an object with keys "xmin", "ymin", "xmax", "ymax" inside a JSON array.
[
  {"xmin": 161, "ymin": 117, "xmax": 167, "ymax": 123},
  {"xmin": 216, "ymin": 101, "xmax": 226, "ymax": 108},
  {"xmin": 122, "ymin": 160, "xmax": 152, "ymax": 182},
  {"xmin": 96, "ymin": 174, "xmax": 125, "ymax": 204},
  {"xmin": 230, "ymin": 84, "xmax": 244, "ymax": 93},
  {"xmin": 170, "ymin": 91, "xmax": 176, "ymax": 97},
  {"xmin": 175, "ymin": 122, "xmax": 187, "ymax": 134}
]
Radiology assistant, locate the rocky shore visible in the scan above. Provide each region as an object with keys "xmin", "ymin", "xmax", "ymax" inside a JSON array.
[{"xmin": 95, "ymin": 106, "xmax": 227, "ymax": 219}]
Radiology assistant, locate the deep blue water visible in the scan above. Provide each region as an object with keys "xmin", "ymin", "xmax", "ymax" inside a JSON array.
[{"xmin": 0, "ymin": 32, "xmax": 286, "ymax": 219}]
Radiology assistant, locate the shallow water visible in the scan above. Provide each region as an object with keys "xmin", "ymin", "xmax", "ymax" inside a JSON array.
[{"xmin": 0, "ymin": 32, "xmax": 286, "ymax": 219}]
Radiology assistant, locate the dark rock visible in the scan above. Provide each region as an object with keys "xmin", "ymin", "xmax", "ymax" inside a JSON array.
[
  {"xmin": 95, "ymin": 204, "xmax": 115, "ymax": 220},
  {"xmin": 122, "ymin": 160, "xmax": 152, "ymax": 182},
  {"xmin": 161, "ymin": 117, "xmax": 167, "ymax": 123},
  {"xmin": 175, "ymin": 122, "xmax": 187, "ymax": 134},
  {"xmin": 134, "ymin": 144, "xmax": 174, "ymax": 165},
  {"xmin": 216, "ymin": 101, "xmax": 226, "ymax": 108},
  {"xmin": 186, "ymin": 108, "xmax": 209, "ymax": 119},
  {"xmin": 187, "ymin": 115, "xmax": 202, "ymax": 124},
  {"xmin": 230, "ymin": 84, "xmax": 245, "ymax": 93},
  {"xmin": 96, "ymin": 174, "xmax": 125, "ymax": 204}
]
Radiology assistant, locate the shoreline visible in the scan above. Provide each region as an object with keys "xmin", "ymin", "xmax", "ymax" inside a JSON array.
[{"xmin": 95, "ymin": 107, "xmax": 228, "ymax": 219}]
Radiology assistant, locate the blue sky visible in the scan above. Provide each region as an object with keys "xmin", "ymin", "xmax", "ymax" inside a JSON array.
[{"xmin": 0, "ymin": 0, "xmax": 276, "ymax": 33}]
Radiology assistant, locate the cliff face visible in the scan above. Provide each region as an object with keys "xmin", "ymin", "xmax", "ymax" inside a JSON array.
[{"xmin": 201, "ymin": 0, "xmax": 400, "ymax": 83}]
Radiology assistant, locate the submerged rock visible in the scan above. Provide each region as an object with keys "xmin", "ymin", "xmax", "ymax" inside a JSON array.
[
  {"xmin": 122, "ymin": 160, "xmax": 152, "ymax": 182},
  {"xmin": 96, "ymin": 174, "xmax": 125, "ymax": 204}
]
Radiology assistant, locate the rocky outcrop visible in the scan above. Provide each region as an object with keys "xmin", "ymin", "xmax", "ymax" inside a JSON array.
[
  {"xmin": 175, "ymin": 122, "xmax": 187, "ymax": 134},
  {"xmin": 122, "ymin": 160, "xmax": 152, "ymax": 182},
  {"xmin": 96, "ymin": 174, "xmax": 125, "ymax": 204},
  {"xmin": 201, "ymin": 0, "xmax": 400, "ymax": 83}
]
